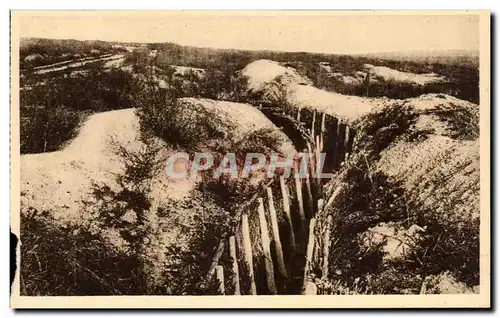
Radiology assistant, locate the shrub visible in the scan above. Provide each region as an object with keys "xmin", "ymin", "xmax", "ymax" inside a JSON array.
[
  {"xmin": 20, "ymin": 105, "xmax": 85, "ymax": 153},
  {"xmin": 196, "ymin": 127, "xmax": 283, "ymax": 210},
  {"xmin": 17, "ymin": 135, "xmax": 234, "ymax": 295},
  {"xmin": 20, "ymin": 136, "xmax": 229, "ymax": 295},
  {"xmin": 354, "ymin": 103, "xmax": 431, "ymax": 160},
  {"xmin": 133, "ymin": 76, "xmax": 238, "ymax": 152},
  {"xmin": 432, "ymin": 103, "xmax": 479, "ymax": 140},
  {"xmin": 410, "ymin": 206, "xmax": 480, "ymax": 286}
]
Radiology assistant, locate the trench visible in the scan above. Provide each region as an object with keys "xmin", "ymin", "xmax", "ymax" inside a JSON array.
[
  {"xmin": 268, "ymin": 106, "xmax": 355, "ymax": 294},
  {"xmin": 219, "ymin": 103, "xmax": 356, "ymax": 295}
]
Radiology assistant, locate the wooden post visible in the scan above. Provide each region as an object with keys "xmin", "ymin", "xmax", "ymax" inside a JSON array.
[
  {"xmin": 335, "ymin": 117, "xmax": 342, "ymax": 169},
  {"xmin": 294, "ymin": 161, "xmax": 306, "ymax": 226},
  {"xmin": 314, "ymin": 138, "xmax": 322, "ymax": 198},
  {"xmin": 314, "ymin": 136, "xmax": 322, "ymax": 184},
  {"xmin": 303, "ymin": 217, "xmax": 317, "ymax": 291},
  {"xmin": 216, "ymin": 265, "xmax": 225, "ymax": 295},
  {"xmin": 305, "ymin": 174, "xmax": 314, "ymax": 218},
  {"xmin": 304, "ymin": 146, "xmax": 314, "ymax": 218},
  {"xmin": 258, "ymin": 198, "xmax": 277, "ymax": 294},
  {"xmin": 297, "ymin": 108, "xmax": 301, "ymax": 122},
  {"xmin": 280, "ymin": 176, "xmax": 296, "ymax": 252},
  {"xmin": 343, "ymin": 126, "xmax": 350, "ymax": 162},
  {"xmin": 305, "ymin": 143, "xmax": 315, "ymax": 184},
  {"xmin": 207, "ymin": 241, "xmax": 225, "ymax": 278},
  {"xmin": 241, "ymin": 214, "xmax": 257, "ymax": 295},
  {"xmin": 313, "ymin": 200, "xmax": 325, "ymax": 265},
  {"xmin": 229, "ymin": 236, "xmax": 241, "ymax": 295},
  {"xmin": 315, "ymin": 134, "xmax": 321, "ymax": 153},
  {"xmin": 321, "ymin": 113, "xmax": 326, "ymax": 140},
  {"xmin": 266, "ymin": 187, "xmax": 287, "ymax": 279},
  {"xmin": 325, "ymin": 184, "xmax": 344, "ymax": 211},
  {"xmin": 322, "ymin": 215, "xmax": 332, "ymax": 280},
  {"xmin": 311, "ymin": 111, "xmax": 316, "ymax": 139}
]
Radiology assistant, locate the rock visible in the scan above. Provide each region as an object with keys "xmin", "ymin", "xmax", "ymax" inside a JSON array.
[
  {"xmin": 358, "ymin": 222, "xmax": 425, "ymax": 261},
  {"xmin": 422, "ymin": 271, "xmax": 478, "ymax": 294},
  {"xmin": 304, "ymin": 282, "xmax": 318, "ymax": 295}
]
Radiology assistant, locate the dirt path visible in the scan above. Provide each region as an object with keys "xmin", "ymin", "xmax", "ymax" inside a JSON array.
[{"xmin": 33, "ymin": 54, "xmax": 124, "ymax": 75}]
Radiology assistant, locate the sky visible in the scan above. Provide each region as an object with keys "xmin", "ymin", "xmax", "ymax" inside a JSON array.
[{"xmin": 16, "ymin": 11, "xmax": 480, "ymax": 55}]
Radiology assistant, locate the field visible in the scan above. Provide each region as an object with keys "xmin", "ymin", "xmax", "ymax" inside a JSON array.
[{"xmin": 18, "ymin": 37, "xmax": 480, "ymax": 296}]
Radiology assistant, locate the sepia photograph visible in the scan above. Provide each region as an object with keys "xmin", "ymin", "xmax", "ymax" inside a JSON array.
[{"xmin": 9, "ymin": 10, "xmax": 490, "ymax": 308}]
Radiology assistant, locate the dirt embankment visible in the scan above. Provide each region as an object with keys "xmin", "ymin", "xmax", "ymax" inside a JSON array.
[
  {"xmin": 377, "ymin": 94, "xmax": 480, "ymax": 222},
  {"xmin": 20, "ymin": 108, "xmax": 193, "ymax": 224},
  {"xmin": 241, "ymin": 59, "xmax": 391, "ymax": 124},
  {"xmin": 241, "ymin": 62, "xmax": 479, "ymax": 219},
  {"xmin": 363, "ymin": 64, "xmax": 447, "ymax": 86},
  {"xmin": 176, "ymin": 97, "xmax": 295, "ymax": 155},
  {"xmin": 241, "ymin": 59, "xmax": 480, "ymax": 293}
]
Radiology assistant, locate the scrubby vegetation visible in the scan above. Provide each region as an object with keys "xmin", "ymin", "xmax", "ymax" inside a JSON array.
[
  {"xmin": 19, "ymin": 57, "xmax": 286, "ymax": 295},
  {"xmin": 312, "ymin": 103, "xmax": 479, "ymax": 294},
  {"xmin": 132, "ymin": 77, "xmax": 238, "ymax": 152},
  {"xmin": 123, "ymin": 41, "xmax": 479, "ymax": 103},
  {"xmin": 353, "ymin": 102, "xmax": 435, "ymax": 161},
  {"xmin": 432, "ymin": 102, "xmax": 480, "ymax": 140},
  {"xmin": 20, "ymin": 209, "xmax": 145, "ymax": 295},
  {"xmin": 312, "ymin": 63, "xmax": 478, "ymax": 103},
  {"xmin": 316, "ymin": 159, "xmax": 479, "ymax": 294},
  {"xmin": 21, "ymin": 38, "xmax": 479, "ymax": 103}
]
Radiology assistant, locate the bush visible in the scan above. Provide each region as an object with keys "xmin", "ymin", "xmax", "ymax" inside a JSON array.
[
  {"xmin": 195, "ymin": 68, "xmax": 250, "ymax": 102},
  {"xmin": 87, "ymin": 138, "xmax": 162, "ymax": 252},
  {"xmin": 133, "ymin": 76, "xmax": 238, "ymax": 152},
  {"xmin": 197, "ymin": 127, "xmax": 283, "ymax": 211},
  {"xmin": 86, "ymin": 136, "xmax": 236, "ymax": 295},
  {"xmin": 319, "ymin": 102, "xmax": 479, "ymax": 293},
  {"xmin": 410, "ymin": 205, "xmax": 480, "ymax": 286}
]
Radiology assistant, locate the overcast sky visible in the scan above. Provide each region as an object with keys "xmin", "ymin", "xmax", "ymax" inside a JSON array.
[{"xmin": 17, "ymin": 11, "xmax": 479, "ymax": 54}]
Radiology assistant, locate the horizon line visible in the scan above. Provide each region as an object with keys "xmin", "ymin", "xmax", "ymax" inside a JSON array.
[{"xmin": 20, "ymin": 36, "xmax": 480, "ymax": 57}]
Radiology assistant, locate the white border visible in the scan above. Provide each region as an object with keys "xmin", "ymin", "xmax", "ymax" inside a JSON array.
[{"xmin": 2, "ymin": 2, "xmax": 497, "ymax": 317}]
